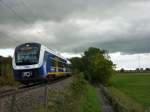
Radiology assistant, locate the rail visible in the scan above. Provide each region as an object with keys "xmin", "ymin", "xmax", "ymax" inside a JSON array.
[
  {"xmin": 0, "ymin": 76, "xmax": 67, "ymax": 98},
  {"xmin": 0, "ymin": 76, "xmax": 71, "ymax": 112}
]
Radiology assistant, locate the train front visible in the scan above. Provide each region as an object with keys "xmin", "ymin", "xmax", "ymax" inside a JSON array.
[{"xmin": 12, "ymin": 43, "xmax": 44, "ymax": 84}]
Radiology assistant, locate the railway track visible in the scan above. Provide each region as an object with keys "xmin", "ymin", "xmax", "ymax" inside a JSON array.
[{"xmin": 0, "ymin": 76, "xmax": 69, "ymax": 98}]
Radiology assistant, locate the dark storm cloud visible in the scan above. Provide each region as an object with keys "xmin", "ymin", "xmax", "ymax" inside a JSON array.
[
  {"xmin": 0, "ymin": 0, "xmax": 150, "ymax": 54},
  {"xmin": 0, "ymin": 0, "xmax": 122, "ymax": 22},
  {"xmin": 92, "ymin": 36, "xmax": 150, "ymax": 54}
]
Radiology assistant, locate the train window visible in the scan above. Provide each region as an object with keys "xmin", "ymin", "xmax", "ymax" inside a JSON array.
[
  {"xmin": 58, "ymin": 61, "xmax": 64, "ymax": 68},
  {"xmin": 15, "ymin": 47, "xmax": 40, "ymax": 65},
  {"xmin": 58, "ymin": 62, "xmax": 61, "ymax": 68},
  {"xmin": 51, "ymin": 59, "xmax": 56, "ymax": 67}
]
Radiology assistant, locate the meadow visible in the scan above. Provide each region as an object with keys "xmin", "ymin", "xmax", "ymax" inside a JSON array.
[{"xmin": 111, "ymin": 72, "xmax": 150, "ymax": 108}]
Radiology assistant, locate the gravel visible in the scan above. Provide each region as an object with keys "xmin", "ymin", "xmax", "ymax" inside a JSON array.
[{"xmin": 0, "ymin": 77, "xmax": 73, "ymax": 112}]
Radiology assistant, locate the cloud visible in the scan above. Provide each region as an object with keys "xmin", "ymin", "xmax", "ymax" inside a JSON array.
[
  {"xmin": 0, "ymin": 0, "xmax": 150, "ymax": 54},
  {"xmin": 0, "ymin": 48, "xmax": 14, "ymax": 57},
  {"xmin": 110, "ymin": 52, "xmax": 150, "ymax": 70}
]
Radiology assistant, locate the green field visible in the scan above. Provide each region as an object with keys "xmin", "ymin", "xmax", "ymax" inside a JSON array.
[{"xmin": 111, "ymin": 72, "xmax": 150, "ymax": 108}]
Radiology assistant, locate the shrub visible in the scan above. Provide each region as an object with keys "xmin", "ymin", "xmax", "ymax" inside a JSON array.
[
  {"xmin": 0, "ymin": 56, "xmax": 17, "ymax": 86},
  {"xmin": 0, "ymin": 74, "xmax": 17, "ymax": 86}
]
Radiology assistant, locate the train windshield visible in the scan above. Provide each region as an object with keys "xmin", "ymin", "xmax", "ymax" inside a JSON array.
[{"xmin": 15, "ymin": 46, "xmax": 40, "ymax": 65}]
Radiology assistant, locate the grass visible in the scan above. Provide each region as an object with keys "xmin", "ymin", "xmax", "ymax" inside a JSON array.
[
  {"xmin": 81, "ymin": 84, "xmax": 101, "ymax": 112},
  {"xmin": 106, "ymin": 86, "xmax": 144, "ymax": 112},
  {"xmin": 0, "ymin": 74, "xmax": 17, "ymax": 87},
  {"xmin": 34, "ymin": 74, "xmax": 101, "ymax": 112},
  {"xmin": 111, "ymin": 72, "xmax": 150, "ymax": 108}
]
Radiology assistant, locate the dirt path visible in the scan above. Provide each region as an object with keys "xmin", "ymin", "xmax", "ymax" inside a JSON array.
[{"xmin": 96, "ymin": 87, "xmax": 114, "ymax": 112}]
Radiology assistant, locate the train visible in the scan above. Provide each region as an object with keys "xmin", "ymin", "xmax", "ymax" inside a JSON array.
[{"xmin": 12, "ymin": 42, "xmax": 71, "ymax": 85}]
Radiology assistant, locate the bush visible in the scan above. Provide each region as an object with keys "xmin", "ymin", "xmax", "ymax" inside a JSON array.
[
  {"xmin": 90, "ymin": 53, "xmax": 114, "ymax": 85},
  {"xmin": 0, "ymin": 56, "xmax": 17, "ymax": 86},
  {"xmin": 0, "ymin": 74, "xmax": 17, "ymax": 86},
  {"xmin": 70, "ymin": 73, "xmax": 88, "ymax": 95}
]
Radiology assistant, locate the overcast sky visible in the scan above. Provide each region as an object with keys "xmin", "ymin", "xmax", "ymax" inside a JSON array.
[{"xmin": 0, "ymin": 0, "xmax": 150, "ymax": 69}]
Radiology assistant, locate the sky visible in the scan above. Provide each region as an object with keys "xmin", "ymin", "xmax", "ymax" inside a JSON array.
[{"xmin": 0, "ymin": 0, "xmax": 150, "ymax": 69}]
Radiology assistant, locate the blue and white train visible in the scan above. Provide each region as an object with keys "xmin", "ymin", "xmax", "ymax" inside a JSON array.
[{"xmin": 12, "ymin": 43, "xmax": 71, "ymax": 84}]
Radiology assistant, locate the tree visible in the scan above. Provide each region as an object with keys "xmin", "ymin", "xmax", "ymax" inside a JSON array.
[
  {"xmin": 145, "ymin": 68, "xmax": 150, "ymax": 71},
  {"xmin": 136, "ymin": 68, "xmax": 140, "ymax": 72},
  {"xmin": 69, "ymin": 57, "xmax": 83, "ymax": 72},
  {"xmin": 0, "ymin": 56, "xmax": 12, "ymax": 76},
  {"xmin": 120, "ymin": 68, "xmax": 125, "ymax": 73},
  {"xmin": 70, "ymin": 47, "xmax": 114, "ymax": 85},
  {"xmin": 90, "ymin": 53, "xmax": 114, "ymax": 85}
]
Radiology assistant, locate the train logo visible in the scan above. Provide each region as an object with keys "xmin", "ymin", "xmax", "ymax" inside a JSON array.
[{"xmin": 22, "ymin": 72, "xmax": 32, "ymax": 78}]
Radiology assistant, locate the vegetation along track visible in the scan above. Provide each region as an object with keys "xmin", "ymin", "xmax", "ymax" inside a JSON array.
[{"xmin": 0, "ymin": 76, "xmax": 70, "ymax": 99}]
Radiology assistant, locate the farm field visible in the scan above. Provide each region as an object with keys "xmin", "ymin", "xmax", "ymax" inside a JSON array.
[{"xmin": 111, "ymin": 72, "xmax": 150, "ymax": 108}]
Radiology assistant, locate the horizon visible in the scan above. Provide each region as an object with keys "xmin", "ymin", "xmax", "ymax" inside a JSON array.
[{"xmin": 0, "ymin": 47, "xmax": 150, "ymax": 70}]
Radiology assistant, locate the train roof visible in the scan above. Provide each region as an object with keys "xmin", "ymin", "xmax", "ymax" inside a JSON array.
[
  {"xmin": 16, "ymin": 42, "xmax": 40, "ymax": 48},
  {"xmin": 42, "ymin": 45, "xmax": 67, "ymax": 61},
  {"xmin": 16, "ymin": 42, "xmax": 68, "ymax": 62}
]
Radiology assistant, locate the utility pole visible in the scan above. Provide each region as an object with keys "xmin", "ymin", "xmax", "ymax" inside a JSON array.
[{"xmin": 138, "ymin": 54, "xmax": 141, "ymax": 70}]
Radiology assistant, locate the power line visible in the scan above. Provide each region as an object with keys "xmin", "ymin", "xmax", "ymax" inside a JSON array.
[
  {"xmin": 18, "ymin": 0, "xmax": 37, "ymax": 19},
  {"xmin": 0, "ymin": 1, "xmax": 22, "ymax": 43},
  {"xmin": 0, "ymin": 0, "xmax": 28, "ymax": 24},
  {"xmin": 0, "ymin": 0, "xmax": 44, "ymax": 44}
]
